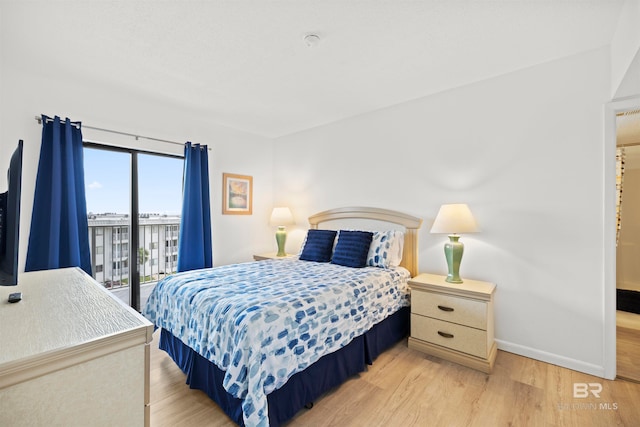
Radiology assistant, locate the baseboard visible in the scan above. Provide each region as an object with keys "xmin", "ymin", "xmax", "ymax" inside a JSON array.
[{"xmin": 495, "ymin": 339, "xmax": 606, "ymax": 378}]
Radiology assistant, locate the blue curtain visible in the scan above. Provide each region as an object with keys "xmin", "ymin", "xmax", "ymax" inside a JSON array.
[
  {"xmin": 26, "ymin": 115, "xmax": 92, "ymax": 274},
  {"xmin": 177, "ymin": 142, "xmax": 212, "ymax": 272}
]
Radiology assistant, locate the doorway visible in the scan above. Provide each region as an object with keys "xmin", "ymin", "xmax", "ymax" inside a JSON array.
[{"xmin": 615, "ymin": 109, "xmax": 640, "ymax": 382}]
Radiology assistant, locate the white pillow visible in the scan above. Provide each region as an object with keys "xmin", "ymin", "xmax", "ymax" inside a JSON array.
[{"xmin": 367, "ymin": 230, "xmax": 404, "ymax": 268}]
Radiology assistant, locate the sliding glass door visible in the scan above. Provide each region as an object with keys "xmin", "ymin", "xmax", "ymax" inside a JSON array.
[
  {"xmin": 84, "ymin": 144, "xmax": 183, "ymax": 311},
  {"xmin": 137, "ymin": 153, "xmax": 183, "ymax": 309},
  {"xmin": 84, "ymin": 148, "xmax": 132, "ymax": 305}
]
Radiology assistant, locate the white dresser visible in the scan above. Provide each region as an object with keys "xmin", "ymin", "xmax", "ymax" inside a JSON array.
[
  {"xmin": 0, "ymin": 267, "xmax": 154, "ymax": 426},
  {"xmin": 408, "ymin": 273, "xmax": 496, "ymax": 373}
]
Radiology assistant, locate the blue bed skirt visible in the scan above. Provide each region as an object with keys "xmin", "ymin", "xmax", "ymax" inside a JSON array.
[{"xmin": 159, "ymin": 306, "xmax": 409, "ymax": 426}]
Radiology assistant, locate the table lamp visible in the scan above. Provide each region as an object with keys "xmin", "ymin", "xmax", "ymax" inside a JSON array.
[
  {"xmin": 430, "ymin": 204, "xmax": 479, "ymax": 283},
  {"xmin": 270, "ymin": 207, "xmax": 294, "ymax": 257}
]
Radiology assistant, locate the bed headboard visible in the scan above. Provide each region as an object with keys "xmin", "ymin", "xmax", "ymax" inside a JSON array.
[{"xmin": 308, "ymin": 207, "xmax": 423, "ymax": 277}]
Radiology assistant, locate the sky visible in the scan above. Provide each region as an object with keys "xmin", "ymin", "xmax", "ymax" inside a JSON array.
[{"xmin": 84, "ymin": 148, "xmax": 183, "ymax": 215}]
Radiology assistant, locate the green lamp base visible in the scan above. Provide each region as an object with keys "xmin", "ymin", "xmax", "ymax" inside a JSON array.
[
  {"xmin": 275, "ymin": 226, "xmax": 287, "ymax": 257},
  {"xmin": 444, "ymin": 234, "xmax": 464, "ymax": 283}
]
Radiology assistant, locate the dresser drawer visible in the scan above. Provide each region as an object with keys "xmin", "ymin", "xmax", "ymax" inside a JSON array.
[
  {"xmin": 411, "ymin": 314, "xmax": 488, "ymax": 359},
  {"xmin": 411, "ymin": 290, "xmax": 487, "ymax": 330}
]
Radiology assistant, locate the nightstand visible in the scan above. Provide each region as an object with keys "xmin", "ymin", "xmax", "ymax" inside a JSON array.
[
  {"xmin": 407, "ymin": 273, "xmax": 496, "ymax": 373},
  {"xmin": 253, "ymin": 252, "xmax": 295, "ymax": 261}
]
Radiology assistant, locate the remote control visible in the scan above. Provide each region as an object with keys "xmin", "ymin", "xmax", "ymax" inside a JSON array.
[{"xmin": 8, "ymin": 292, "xmax": 22, "ymax": 303}]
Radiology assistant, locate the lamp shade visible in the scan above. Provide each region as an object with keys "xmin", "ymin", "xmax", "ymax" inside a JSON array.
[
  {"xmin": 430, "ymin": 204, "xmax": 479, "ymax": 234},
  {"xmin": 270, "ymin": 207, "xmax": 294, "ymax": 226}
]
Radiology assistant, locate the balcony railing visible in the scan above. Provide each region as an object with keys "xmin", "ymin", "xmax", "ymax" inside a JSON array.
[{"xmin": 88, "ymin": 218, "xmax": 180, "ymax": 307}]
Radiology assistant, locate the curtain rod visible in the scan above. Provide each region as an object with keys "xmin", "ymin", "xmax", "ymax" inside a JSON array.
[{"xmin": 34, "ymin": 115, "xmax": 209, "ymax": 150}]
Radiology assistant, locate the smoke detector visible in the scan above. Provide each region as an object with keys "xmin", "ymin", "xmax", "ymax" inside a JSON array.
[{"xmin": 303, "ymin": 34, "xmax": 320, "ymax": 48}]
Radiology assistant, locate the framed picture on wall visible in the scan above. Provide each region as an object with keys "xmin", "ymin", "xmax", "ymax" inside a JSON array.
[{"xmin": 222, "ymin": 173, "xmax": 253, "ymax": 215}]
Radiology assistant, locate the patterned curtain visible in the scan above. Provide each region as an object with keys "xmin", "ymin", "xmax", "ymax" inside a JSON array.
[{"xmin": 616, "ymin": 147, "xmax": 626, "ymax": 246}]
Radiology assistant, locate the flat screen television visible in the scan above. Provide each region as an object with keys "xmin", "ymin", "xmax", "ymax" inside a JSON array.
[{"xmin": 0, "ymin": 140, "xmax": 23, "ymax": 286}]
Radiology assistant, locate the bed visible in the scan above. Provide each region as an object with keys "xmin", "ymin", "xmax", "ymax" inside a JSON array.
[{"xmin": 143, "ymin": 207, "xmax": 422, "ymax": 426}]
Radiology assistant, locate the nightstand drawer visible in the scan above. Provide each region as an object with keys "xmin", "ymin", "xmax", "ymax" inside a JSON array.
[
  {"xmin": 411, "ymin": 314, "xmax": 487, "ymax": 359},
  {"xmin": 411, "ymin": 290, "xmax": 487, "ymax": 330}
]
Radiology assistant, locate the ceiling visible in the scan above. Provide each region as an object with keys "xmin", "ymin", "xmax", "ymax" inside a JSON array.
[{"xmin": 3, "ymin": 1, "xmax": 629, "ymax": 138}]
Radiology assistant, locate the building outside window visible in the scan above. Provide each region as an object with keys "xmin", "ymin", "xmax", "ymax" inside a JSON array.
[
  {"xmin": 88, "ymin": 213, "xmax": 181, "ymax": 288},
  {"xmin": 84, "ymin": 145, "xmax": 183, "ymax": 310}
]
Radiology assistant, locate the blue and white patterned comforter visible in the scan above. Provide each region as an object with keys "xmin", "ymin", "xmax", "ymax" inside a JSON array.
[{"xmin": 143, "ymin": 258, "xmax": 410, "ymax": 427}]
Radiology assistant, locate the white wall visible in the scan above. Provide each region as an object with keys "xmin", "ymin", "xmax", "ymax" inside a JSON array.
[
  {"xmin": 274, "ymin": 47, "xmax": 612, "ymax": 376},
  {"xmin": 613, "ymin": 50, "xmax": 640, "ymax": 99},
  {"xmin": 611, "ymin": 0, "xmax": 640, "ymax": 98},
  {"xmin": 0, "ymin": 35, "xmax": 274, "ymax": 271}
]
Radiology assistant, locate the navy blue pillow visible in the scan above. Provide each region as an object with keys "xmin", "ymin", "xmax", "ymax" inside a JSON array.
[
  {"xmin": 299, "ymin": 229, "xmax": 337, "ymax": 263},
  {"xmin": 331, "ymin": 230, "xmax": 374, "ymax": 268}
]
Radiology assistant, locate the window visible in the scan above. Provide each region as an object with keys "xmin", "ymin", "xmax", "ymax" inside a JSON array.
[
  {"xmin": 84, "ymin": 144, "xmax": 183, "ymax": 310},
  {"xmin": 111, "ymin": 260, "xmax": 129, "ymax": 269}
]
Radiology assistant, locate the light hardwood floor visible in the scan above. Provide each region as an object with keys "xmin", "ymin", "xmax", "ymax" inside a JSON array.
[
  {"xmin": 617, "ymin": 310, "xmax": 640, "ymax": 383},
  {"xmin": 150, "ymin": 330, "xmax": 640, "ymax": 426}
]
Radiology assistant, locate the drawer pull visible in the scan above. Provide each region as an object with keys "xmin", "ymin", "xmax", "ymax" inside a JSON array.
[
  {"xmin": 437, "ymin": 305, "xmax": 454, "ymax": 312},
  {"xmin": 437, "ymin": 331, "xmax": 454, "ymax": 339}
]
